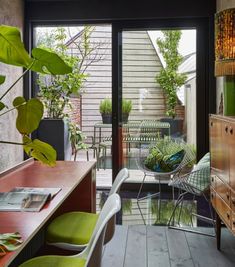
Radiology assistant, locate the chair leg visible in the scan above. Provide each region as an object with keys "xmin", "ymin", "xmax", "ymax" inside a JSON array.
[{"xmin": 168, "ymin": 192, "xmax": 216, "ymax": 237}]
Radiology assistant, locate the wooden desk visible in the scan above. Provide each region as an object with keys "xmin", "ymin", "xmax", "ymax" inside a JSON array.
[{"xmin": 0, "ymin": 159, "xmax": 96, "ymax": 267}]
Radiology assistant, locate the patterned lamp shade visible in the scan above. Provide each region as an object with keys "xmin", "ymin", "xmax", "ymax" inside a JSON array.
[{"xmin": 215, "ymin": 8, "xmax": 235, "ymax": 76}]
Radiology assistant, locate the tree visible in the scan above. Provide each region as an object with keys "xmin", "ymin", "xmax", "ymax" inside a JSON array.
[{"xmin": 156, "ymin": 30, "xmax": 187, "ymax": 118}]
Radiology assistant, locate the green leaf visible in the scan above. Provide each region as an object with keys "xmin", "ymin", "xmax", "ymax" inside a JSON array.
[
  {"xmin": 0, "ymin": 75, "xmax": 5, "ymax": 85},
  {"xmin": 0, "ymin": 101, "xmax": 5, "ymax": 111},
  {"xmin": 31, "ymin": 48, "xmax": 72, "ymax": 75},
  {"xmin": 14, "ymin": 98, "xmax": 43, "ymax": 134},
  {"xmin": 23, "ymin": 137, "xmax": 56, "ymax": 167},
  {"xmin": 0, "ymin": 25, "xmax": 31, "ymax": 67}
]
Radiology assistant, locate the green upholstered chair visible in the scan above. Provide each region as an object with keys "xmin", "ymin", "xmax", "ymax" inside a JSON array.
[
  {"xmin": 46, "ymin": 168, "xmax": 129, "ymax": 251},
  {"xmin": 19, "ymin": 194, "xmax": 121, "ymax": 267}
]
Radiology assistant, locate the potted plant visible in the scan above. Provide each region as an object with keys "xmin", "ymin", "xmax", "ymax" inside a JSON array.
[
  {"xmin": 122, "ymin": 99, "xmax": 132, "ymax": 123},
  {"xmin": 0, "ymin": 25, "xmax": 72, "ymax": 166},
  {"xmin": 156, "ymin": 30, "xmax": 187, "ymax": 136},
  {"xmin": 99, "ymin": 98, "xmax": 112, "ymax": 124},
  {"xmin": 34, "ymin": 28, "xmax": 88, "ymax": 160}
]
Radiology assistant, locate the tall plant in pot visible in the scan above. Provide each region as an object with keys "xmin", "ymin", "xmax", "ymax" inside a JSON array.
[
  {"xmin": 0, "ymin": 25, "xmax": 72, "ymax": 166},
  {"xmin": 36, "ymin": 27, "xmax": 91, "ymax": 159},
  {"xmin": 156, "ymin": 30, "xmax": 187, "ymax": 136}
]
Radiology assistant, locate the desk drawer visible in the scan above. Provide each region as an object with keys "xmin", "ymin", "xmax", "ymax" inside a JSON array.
[
  {"xmin": 215, "ymin": 194, "xmax": 231, "ymax": 228},
  {"xmin": 214, "ymin": 175, "xmax": 230, "ymax": 205}
]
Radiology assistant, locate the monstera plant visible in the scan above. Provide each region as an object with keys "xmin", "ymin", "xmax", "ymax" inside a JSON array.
[{"xmin": 0, "ymin": 25, "xmax": 72, "ymax": 166}]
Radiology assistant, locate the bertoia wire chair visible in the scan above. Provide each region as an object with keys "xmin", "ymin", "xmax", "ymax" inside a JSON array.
[{"xmin": 167, "ymin": 152, "xmax": 215, "ymax": 237}]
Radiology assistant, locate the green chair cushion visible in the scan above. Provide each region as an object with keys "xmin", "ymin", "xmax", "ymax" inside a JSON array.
[
  {"xmin": 46, "ymin": 211, "xmax": 99, "ymax": 245},
  {"xmin": 187, "ymin": 152, "xmax": 210, "ymax": 192},
  {"xmin": 19, "ymin": 255, "xmax": 86, "ymax": 267}
]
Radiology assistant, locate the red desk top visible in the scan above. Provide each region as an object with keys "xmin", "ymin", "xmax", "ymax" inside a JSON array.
[{"xmin": 0, "ymin": 160, "xmax": 95, "ymax": 267}]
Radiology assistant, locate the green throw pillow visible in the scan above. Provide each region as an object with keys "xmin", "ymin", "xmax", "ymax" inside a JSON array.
[
  {"xmin": 187, "ymin": 152, "xmax": 210, "ymax": 192},
  {"xmin": 144, "ymin": 139, "xmax": 185, "ymax": 173}
]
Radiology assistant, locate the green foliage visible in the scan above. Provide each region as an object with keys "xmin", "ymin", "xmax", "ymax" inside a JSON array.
[
  {"xmin": 99, "ymin": 98, "xmax": 133, "ymax": 115},
  {"xmin": 144, "ymin": 137, "xmax": 185, "ymax": 171},
  {"xmin": 23, "ymin": 136, "xmax": 56, "ymax": 167},
  {"xmin": 122, "ymin": 99, "xmax": 132, "ymax": 114},
  {"xmin": 37, "ymin": 27, "xmax": 92, "ymax": 119},
  {"xmin": 0, "ymin": 232, "xmax": 23, "ymax": 256},
  {"xmin": 68, "ymin": 121, "xmax": 87, "ymax": 152},
  {"xmin": 0, "ymin": 25, "xmax": 72, "ymax": 166},
  {"xmin": 156, "ymin": 30, "xmax": 187, "ymax": 118},
  {"xmin": 99, "ymin": 98, "xmax": 112, "ymax": 115},
  {"xmin": 0, "ymin": 75, "xmax": 5, "ymax": 85}
]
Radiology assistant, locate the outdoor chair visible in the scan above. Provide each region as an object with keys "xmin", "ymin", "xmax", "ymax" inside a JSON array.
[
  {"xmin": 46, "ymin": 168, "xmax": 129, "ymax": 251},
  {"xmin": 19, "ymin": 194, "xmax": 121, "ymax": 267},
  {"xmin": 167, "ymin": 152, "xmax": 215, "ymax": 237},
  {"xmin": 136, "ymin": 136, "xmax": 195, "ymax": 224}
]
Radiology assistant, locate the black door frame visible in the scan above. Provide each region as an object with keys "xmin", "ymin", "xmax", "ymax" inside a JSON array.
[
  {"xmin": 25, "ymin": 17, "xmax": 215, "ymax": 182},
  {"xmin": 111, "ymin": 18, "xmax": 215, "ymax": 180}
]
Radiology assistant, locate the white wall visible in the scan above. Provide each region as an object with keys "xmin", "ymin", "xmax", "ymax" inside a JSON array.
[{"xmin": 0, "ymin": 0, "xmax": 24, "ymax": 172}]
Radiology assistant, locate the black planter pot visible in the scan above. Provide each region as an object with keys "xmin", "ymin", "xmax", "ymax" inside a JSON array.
[
  {"xmin": 32, "ymin": 118, "xmax": 71, "ymax": 160},
  {"xmin": 160, "ymin": 117, "xmax": 184, "ymax": 137},
  {"xmin": 122, "ymin": 113, "xmax": 129, "ymax": 124},
  {"xmin": 102, "ymin": 114, "xmax": 112, "ymax": 124}
]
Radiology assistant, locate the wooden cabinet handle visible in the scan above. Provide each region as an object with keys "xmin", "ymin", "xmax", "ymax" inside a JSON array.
[
  {"xmin": 210, "ymin": 121, "xmax": 213, "ymax": 127},
  {"xmin": 230, "ymin": 127, "xmax": 233, "ymax": 135},
  {"xmin": 232, "ymin": 197, "xmax": 235, "ymax": 205},
  {"xmin": 225, "ymin": 126, "xmax": 229, "ymax": 133}
]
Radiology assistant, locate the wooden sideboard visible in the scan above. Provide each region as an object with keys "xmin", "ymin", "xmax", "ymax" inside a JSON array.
[
  {"xmin": 0, "ymin": 159, "xmax": 96, "ymax": 267},
  {"xmin": 209, "ymin": 114, "xmax": 235, "ymax": 249}
]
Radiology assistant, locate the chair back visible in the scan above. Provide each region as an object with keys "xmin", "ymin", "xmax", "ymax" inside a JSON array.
[
  {"xmin": 109, "ymin": 168, "xmax": 129, "ymax": 196},
  {"xmin": 78, "ymin": 193, "xmax": 121, "ymax": 267},
  {"xmin": 104, "ymin": 168, "xmax": 129, "ymax": 244}
]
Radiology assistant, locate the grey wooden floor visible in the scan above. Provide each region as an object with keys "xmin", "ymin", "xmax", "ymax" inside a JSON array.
[{"xmin": 102, "ymin": 225, "xmax": 235, "ymax": 267}]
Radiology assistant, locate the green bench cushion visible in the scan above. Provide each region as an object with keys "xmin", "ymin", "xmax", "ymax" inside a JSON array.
[
  {"xmin": 46, "ymin": 211, "xmax": 98, "ymax": 245},
  {"xmin": 19, "ymin": 255, "xmax": 86, "ymax": 267}
]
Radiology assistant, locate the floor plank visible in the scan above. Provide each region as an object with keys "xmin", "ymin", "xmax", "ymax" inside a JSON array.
[
  {"xmin": 102, "ymin": 225, "xmax": 128, "ymax": 267},
  {"xmin": 186, "ymin": 229, "xmax": 235, "ymax": 267},
  {"xmin": 165, "ymin": 228, "xmax": 194, "ymax": 267},
  {"xmin": 147, "ymin": 226, "xmax": 170, "ymax": 267},
  {"xmin": 124, "ymin": 225, "xmax": 147, "ymax": 267}
]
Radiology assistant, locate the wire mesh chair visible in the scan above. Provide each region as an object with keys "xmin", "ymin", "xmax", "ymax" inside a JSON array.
[
  {"xmin": 167, "ymin": 153, "xmax": 215, "ymax": 237},
  {"xmin": 136, "ymin": 133, "xmax": 196, "ymax": 225}
]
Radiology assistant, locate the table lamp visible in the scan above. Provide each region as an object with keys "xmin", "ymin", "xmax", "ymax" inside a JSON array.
[{"xmin": 215, "ymin": 8, "xmax": 235, "ymax": 116}]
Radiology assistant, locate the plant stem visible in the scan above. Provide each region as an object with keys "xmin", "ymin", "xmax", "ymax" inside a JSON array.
[
  {"xmin": 0, "ymin": 140, "xmax": 25, "ymax": 145},
  {"xmin": 0, "ymin": 102, "xmax": 25, "ymax": 117},
  {"xmin": 0, "ymin": 60, "xmax": 35, "ymax": 101}
]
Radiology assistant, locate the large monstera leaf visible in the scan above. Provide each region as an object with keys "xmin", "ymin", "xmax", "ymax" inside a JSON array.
[
  {"xmin": 0, "ymin": 75, "xmax": 5, "ymax": 85},
  {"xmin": 31, "ymin": 48, "xmax": 72, "ymax": 75},
  {"xmin": 23, "ymin": 136, "xmax": 56, "ymax": 167},
  {"xmin": 0, "ymin": 25, "xmax": 72, "ymax": 75},
  {"xmin": 13, "ymin": 97, "xmax": 43, "ymax": 135},
  {"xmin": 0, "ymin": 25, "xmax": 31, "ymax": 67}
]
